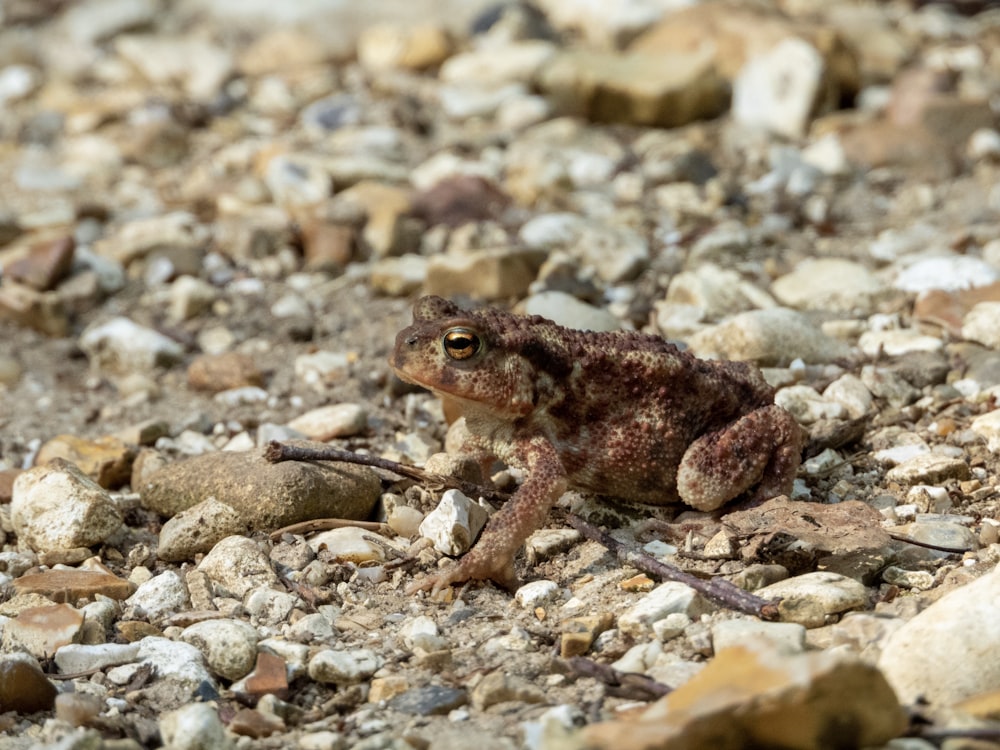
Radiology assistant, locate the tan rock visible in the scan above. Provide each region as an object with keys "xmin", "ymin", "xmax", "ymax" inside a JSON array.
[
  {"xmin": 36, "ymin": 434, "xmax": 135, "ymax": 489},
  {"xmin": 424, "ymin": 248, "xmax": 546, "ymax": 300},
  {"xmin": 0, "ymin": 280, "xmax": 68, "ymax": 336},
  {"xmin": 358, "ymin": 23, "xmax": 453, "ymax": 71},
  {"xmin": 538, "ymin": 46, "xmax": 728, "ymax": 128},
  {"xmin": 187, "ymin": 351, "xmax": 264, "ymax": 393},
  {"xmin": 2, "ymin": 604, "xmax": 84, "ymax": 659},
  {"xmin": 139, "ymin": 445, "xmax": 380, "ymax": 527},
  {"xmin": 4, "ymin": 235, "xmax": 75, "ymax": 291},
  {"xmin": 581, "ymin": 643, "xmax": 905, "ymax": 750},
  {"xmin": 13, "ymin": 569, "xmax": 134, "ymax": 603}
]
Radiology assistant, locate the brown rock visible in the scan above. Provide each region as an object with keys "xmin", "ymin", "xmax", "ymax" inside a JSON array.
[
  {"xmin": 581, "ymin": 643, "xmax": 906, "ymax": 750},
  {"xmin": 13, "ymin": 569, "xmax": 134, "ymax": 602},
  {"xmin": 228, "ymin": 708, "xmax": 284, "ymax": 738},
  {"xmin": 412, "ymin": 176, "xmax": 510, "ymax": 229},
  {"xmin": 300, "ymin": 220, "xmax": 356, "ymax": 270},
  {"xmin": 2, "ymin": 603, "xmax": 84, "ymax": 659},
  {"xmin": 0, "ymin": 468, "xmax": 21, "ymax": 503},
  {"xmin": 0, "ymin": 658, "xmax": 57, "ymax": 714},
  {"xmin": 4, "ymin": 235, "xmax": 75, "ymax": 291},
  {"xmin": 337, "ymin": 182, "xmax": 416, "ymax": 258},
  {"xmin": 35, "ymin": 434, "xmax": 136, "ymax": 489},
  {"xmin": 117, "ymin": 621, "xmax": 163, "ymax": 642},
  {"xmin": 114, "ymin": 419, "xmax": 171, "ymax": 447},
  {"xmin": 240, "ymin": 651, "xmax": 290, "ymax": 701},
  {"xmin": 538, "ymin": 47, "xmax": 728, "ymax": 128},
  {"xmin": 138, "ymin": 445, "xmax": 381, "ymax": 527},
  {"xmin": 187, "ymin": 351, "xmax": 264, "ymax": 393},
  {"xmin": 0, "ymin": 280, "xmax": 68, "ymax": 336},
  {"xmin": 369, "ymin": 675, "xmax": 409, "ymax": 703}
]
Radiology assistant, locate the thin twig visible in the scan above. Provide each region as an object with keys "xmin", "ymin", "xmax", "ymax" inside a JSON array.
[
  {"xmin": 270, "ymin": 517, "xmax": 394, "ymax": 541},
  {"xmin": 566, "ymin": 656, "xmax": 671, "ymax": 701},
  {"xmin": 887, "ymin": 532, "xmax": 970, "ymax": 555},
  {"xmin": 566, "ymin": 515, "xmax": 781, "ymax": 620},
  {"xmin": 265, "ymin": 440, "xmax": 509, "ymax": 507}
]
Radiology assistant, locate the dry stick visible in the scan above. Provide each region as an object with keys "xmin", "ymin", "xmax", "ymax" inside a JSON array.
[
  {"xmin": 270, "ymin": 518, "xmax": 394, "ymax": 541},
  {"xmin": 566, "ymin": 656, "xmax": 671, "ymax": 701},
  {"xmin": 566, "ymin": 514, "xmax": 781, "ymax": 621},
  {"xmin": 266, "ymin": 440, "xmax": 780, "ymax": 619},
  {"xmin": 886, "ymin": 531, "xmax": 969, "ymax": 555},
  {"xmin": 265, "ymin": 440, "xmax": 509, "ymax": 507}
]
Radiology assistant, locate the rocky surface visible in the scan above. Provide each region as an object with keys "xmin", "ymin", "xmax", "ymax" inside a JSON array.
[{"xmin": 2, "ymin": 0, "xmax": 1000, "ymax": 748}]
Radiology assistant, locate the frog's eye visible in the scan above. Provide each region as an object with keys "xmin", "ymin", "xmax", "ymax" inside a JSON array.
[{"xmin": 442, "ymin": 328, "xmax": 481, "ymax": 361}]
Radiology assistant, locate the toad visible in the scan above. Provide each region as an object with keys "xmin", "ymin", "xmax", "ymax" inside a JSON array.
[{"xmin": 391, "ymin": 296, "xmax": 804, "ymax": 593}]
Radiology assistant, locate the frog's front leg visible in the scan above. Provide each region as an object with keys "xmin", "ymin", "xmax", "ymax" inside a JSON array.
[
  {"xmin": 675, "ymin": 404, "xmax": 804, "ymax": 512},
  {"xmin": 407, "ymin": 439, "xmax": 567, "ymax": 594}
]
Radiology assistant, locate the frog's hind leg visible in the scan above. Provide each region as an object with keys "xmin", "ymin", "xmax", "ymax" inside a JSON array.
[{"xmin": 676, "ymin": 405, "xmax": 804, "ymax": 512}]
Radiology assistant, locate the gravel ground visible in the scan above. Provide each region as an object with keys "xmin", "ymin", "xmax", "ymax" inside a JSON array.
[{"xmin": 3, "ymin": 1, "xmax": 1000, "ymax": 748}]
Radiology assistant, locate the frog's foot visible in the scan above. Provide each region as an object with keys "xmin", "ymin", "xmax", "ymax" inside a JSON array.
[{"xmin": 405, "ymin": 550, "xmax": 519, "ymax": 595}]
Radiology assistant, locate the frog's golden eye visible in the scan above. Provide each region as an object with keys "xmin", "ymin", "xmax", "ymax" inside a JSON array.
[{"xmin": 442, "ymin": 328, "xmax": 481, "ymax": 361}]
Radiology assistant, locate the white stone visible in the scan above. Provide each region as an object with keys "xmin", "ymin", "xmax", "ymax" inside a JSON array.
[
  {"xmin": 618, "ymin": 582, "xmax": 710, "ymax": 638},
  {"xmin": 169, "ymin": 276, "xmax": 216, "ymax": 322},
  {"xmin": 198, "ymin": 536, "xmax": 279, "ymax": 599},
  {"xmin": 652, "ymin": 612, "xmax": 691, "ymax": 642},
  {"xmin": 286, "ymin": 403, "xmax": 368, "ymax": 441},
  {"xmin": 124, "ymin": 570, "xmax": 190, "ymax": 621},
  {"xmin": 666, "ymin": 263, "xmax": 776, "ymax": 320},
  {"xmin": 514, "ymin": 580, "xmax": 562, "ymax": 610},
  {"xmin": 308, "ymin": 648, "xmax": 382, "ymax": 684},
  {"xmin": 879, "ymin": 563, "xmax": 1000, "ymax": 705},
  {"xmin": 774, "ymin": 385, "xmax": 846, "ymax": 424},
  {"xmin": 180, "ymin": 619, "xmax": 259, "ymax": 680},
  {"xmin": 439, "ymin": 41, "xmax": 556, "ymax": 86},
  {"xmin": 55, "ymin": 643, "xmax": 140, "ymax": 674},
  {"xmin": 159, "ymin": 702, "xmax": 234, "ymax": 750},
  {"xmin": 398, "ymin": 615, "xmax": 447, "ymax": 652},
  {"xmin": 419, "ymin": 489, "xmax": 491, "ymax": 556},
  {"xmin": 686, "ymin": 308, "xmax": 851, "ymax": 366},
  {"xmin": 894, "ymin": 255, "xmax": 999, "ymax": 293},
  {"xmin": 294, "ymin": 351, "xmax": 351, "ymax": 388},
  {"xmin": 136, "ymin": 637, "xmax": 215, "ymax": 691},
  {"xmin": 306, "ymin": 526, "xmax": 389, "ymax": 563},
  {"xmin": 732, "ymin": 37, "xmax": 825, "ymax": 139},
  {"xmin": 287, "ymin": 613, "xmax": 338, "ymax": 644},
  {"xmin": 245, "ymin": 587, "xmax": 298, "ymax": 626},
  {"xmin": 771, "ymin": 258, "xmax": 884, "ymax": 315},
  {"xmin": 971, "ymin": 409, "xmax": 1000, "ymax": 453},
  {"xmin": 11, "ymin": 462, "xmax": 122, "ymax": 553},
  {"xmin": 756, "ymin": 572, "xmax": 868, "ymax": 628},
  {"xmin": 962, "ymin": 301, "xmax": 1000, "ymax": 349},
  {"xmin": 519, "ymin": 213, "xmax": 648, "ymax": 284},
  {"xmin": 79, "ymin": 316, "xmax": 184, "ymax": 373},
  {"xmin": 115, "ymin": 34, "xmax": 234, "ymax": 100},
  {"xmin": 519, "ymin": 292, "xmax": 621, "ymax": 332},
  {"xmin": 711, "ymin": 619, "xmax": 806, "ymax": 655},
  {"xmin": 823, "ymin": 374, "xmax": 873, "ymax": 420},
  {"xmin": 858, "ymin": 329, "xmax": 943, "ymax": 357}
]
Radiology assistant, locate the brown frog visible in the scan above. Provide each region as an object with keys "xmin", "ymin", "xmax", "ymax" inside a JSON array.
[{"xmin": 391, "ymin": 296, "xmax": 804, "ymax": 593}]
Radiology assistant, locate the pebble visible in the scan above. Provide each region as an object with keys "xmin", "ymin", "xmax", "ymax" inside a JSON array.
[
  {"xmin": 0, "ymin": 654, "xmax": 57, "ymax": 714},
  {"xmin": 157, "ymin": 496, "xmax": 250, "ymax": 562},
  {"xmin": 139, "ymin": 447, "xmax": 380, "ymax": 528},
  {"xmin": 54, "ymin": 643, "xmax": 141, "ymax": 674},
  {"xmin": 245, "ymin": 588, "xmax": 297, "ymax": 627},
  {"xmin": 514, "ymin": 580, "xmax": 562, "ymax": 610},
  {"xmin": 687, "ymin": 308, "xmax": 850, "ymax": 366},
  {"xmin": 879, "ymin": 564, "xmax": 1000, "ymax": 706},
  {"xmin": 398, "ymin": 615, "xmax": 447, "ymax": 652},
  {"xmin": 387, "ymin": 685, "xmax": 468, "ymax": 716},
  {"xmin": 286, "ymin": 403, "xmax": 368, "ymax": 440},
  {"xmin": 123, "ymin": 570, "xmax": 190, "ymax": 622},
  {"xmin": 197, "ymin": 535, "xmax": 279, "ymax": 600},
  {"xmin": 822, "ymin": 374, "xmax": 874, "ymax": 419},
  {"xmin": 418, "ymin": 489, "xmax": 491, "ymax": 556},
  {"xmin": 159, "ymin": 702, "xmax": 234, "ymax": 750},
  {"xmin": 893, "ymin": 255, "xmax": 999, "ymax": 293},
  {"xmin": 14, "ymin": 568, "xmax": 133, "ymax": 602},
  {"xmin": 294, "ymin": 350, "xmax": 352, "ymax": 388},
  {"xmin": 306, "ymin": 526, "xmax": 390, "ymax": 563},
  {"xmin": 11, "ymin": 460, "xmax": 122, "ymax": 554},
  {"xmin": 664, "ymin": 262, "xmax": 776, "ymax": 321},
  {"xmin": 710, "ymin": 619, "xmax": 806, "ymax": 655},
  {"xmin": 774, "ymin": 385, "xmax": 846, "ymax": 424},
  {"xmin": 128, "ymin": 636, "xmax": 216, "ymax": 696},
  {"xmin": 308, "ymin": 648, "xmax": 382, "ymax": 684},
  {"xmin": 471, "ymin": 671, "xmax": 546, "ymax": 711},
  {"xmin": 235, "ymin": 651, "xmax": 290, "ymax": 701},
  {"xmin": 857, "ymin": 329, "xmax": 943, "ymax": 357},
  {"xmin": 3, "ymin": 603, "xmax": 84, "ymax": 659},
  {"xmin": 35, "ymin": 433, "xmax": 134, "ymax": 489},
  {"xmin": 756, "ymin": 572, "xmax": 868, "ymax": 628},
  {"xmin": 617, "ymin": 582, "xmax": 710, "ymax": 638},
  {"xmin": 732, "ymin": 38, "xmax": 825, "ymax": 139},
  {"xmin": 885, "ymin": 453, "xmax": 970, "ymax": 485},
  {"xmin": 79, "ymin": 316, "xmax": 184, "ymax": 373},
  {"xmin": 771, "ymin": 258, "xmax": 885, "ymax": 315},
  {"xmin": 180, "ymin": 619, "xmax": 259, "ymax": 680},
  {"xmin": 517, "ymin": 292, "xmax": 621, "ymax": 332}
]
